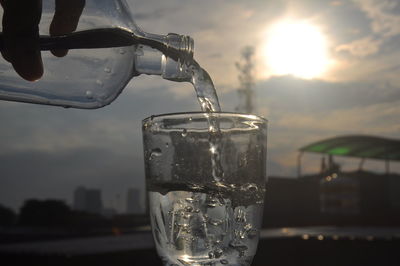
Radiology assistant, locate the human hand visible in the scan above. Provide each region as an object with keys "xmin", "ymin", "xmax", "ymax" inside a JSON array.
[{"xmin": 0, "ymin": 0, "xmax": 85, "ymax": 81}]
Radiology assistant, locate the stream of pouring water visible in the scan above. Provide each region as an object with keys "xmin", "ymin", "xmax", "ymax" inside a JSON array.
[
  {"xmin": 187, "ymin": 60, "xmax": 224, "ymax": 183},
  {"xmin": 188, "ymin": 60, "xmax": 221, "ymax": 113}
]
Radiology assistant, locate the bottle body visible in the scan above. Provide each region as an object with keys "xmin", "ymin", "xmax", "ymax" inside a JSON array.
[
  {"xmin": 0, "ymin": 41, "xmax": 135, "ymax": 108},
  {"xmin": 0, "ymin": 0, "xmax": 192, "ymax": 109}
]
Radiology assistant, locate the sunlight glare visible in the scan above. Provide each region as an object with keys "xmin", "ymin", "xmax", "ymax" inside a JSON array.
[{"xmin": 265, "ymin": 21, "xmax": 329, "ymax": 79}]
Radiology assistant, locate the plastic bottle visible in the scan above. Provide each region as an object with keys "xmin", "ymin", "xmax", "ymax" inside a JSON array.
[{"xmin": 0, "ymin": 0, "xmax": 193, "ymax": 109}]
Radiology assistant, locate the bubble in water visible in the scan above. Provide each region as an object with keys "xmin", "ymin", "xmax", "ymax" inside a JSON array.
[
  {"xmin": 208, "ymin": 219, "xmax": 223, "ymax": 226},
  {"xmin": 220, "ymin": 259, "xmax": 229, "ymax": 264},
  {"xmin": 247, "ymin": 228, "xmax": 258, "ymax": 239},
  {"xmin": 184, "ymin": 206, "xmax": 194, "ymax": 212},
  {"xmin": 104, "ymin": 67, "xmax": 112, "ymax": 73},
  {"xmin": 165, "ymin": 143, "xmax": 169, "ymax": 148},
  {"xmin": 185, "ymin": 197, "xmax": 195, "ymax": 203},
  {"xmin": 214, "ymin": 248, "xmax": 223, "ymax": 258},
  {"xmin": 229, "ymin": 241, "xmax": 248, "ymax": 257},
  {"xmin": 206, "ymin": 197, "xmax": 218, "ymax": 208},
  {"xmin": 207, "ymin": 202, "xmax": 217, "ymax": 208},
  {"xmin": 244, "ymin": 223, "xmax": 252, "ymax": 231},
  {"xmin": 256, "ymin": 199, "xmax": 264, "ymax": 205},
  {"xmin": 208, "ymin": 251, "xmax": 214, "ymax": 259},
  {"xmin": 149, "ymin": 148, "xmax": 162, "ymax": 160},
  {"xmin": 181, "ymin": 129, "xmax": 188, "ymax": 137},
  {"xmin": 239, "ymin": 156, "xmax": 248, "ymax": 167},
  {"xmin": 235, "ymin": 208, "xmax": 247, "ymax": 223},
  {"xmin": 85, "ymin": 90, "xmax": 94, "ymax": 99},
  {"xmin": 243, "ymin": 183, "xmax": 258, "ymax": 192}
]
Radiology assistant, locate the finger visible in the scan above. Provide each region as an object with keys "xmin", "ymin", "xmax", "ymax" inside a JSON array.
[
  {"xmin": 0, "ymin": 0, "xmax": 11, "ymax": 61},
  {"xmin": 50, "ymin": 0, "xmax": 85, "ymax": 57},
  {"xmin": 1, "ymin": 0, "xmax": 43, "ymax": 81}
]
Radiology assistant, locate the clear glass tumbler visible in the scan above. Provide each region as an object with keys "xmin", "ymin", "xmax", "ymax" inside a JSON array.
[{"xmin": 142, "ymin": 112, "xmax": 267, "ymax": 266}]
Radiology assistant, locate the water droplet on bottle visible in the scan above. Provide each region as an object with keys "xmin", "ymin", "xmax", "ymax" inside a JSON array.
[
  {"xmin": 85, "ymin": 90, "xmax": 94, "ymax": 99},
  {"xmin": 181, "ymin": 129, "xmax": 188, "ymax": 137},
  {"xmin": 96, "ymin": 79, "xmax": 104, "ymax": 87},
  {"xmin": 104, "ymin": 67, "xmax": 112, "ymax": 73}
]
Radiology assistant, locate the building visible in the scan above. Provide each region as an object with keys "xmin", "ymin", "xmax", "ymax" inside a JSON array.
[{"xmin": 73, "ymin": 186, "xmax": 103, "ymax": 214}]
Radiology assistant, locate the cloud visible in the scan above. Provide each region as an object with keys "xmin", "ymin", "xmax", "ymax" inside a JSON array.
[
  {"xmin": 274, "ymin": 100, "xmax": 400, "ymax": 136},
  {"xmin": 335, "ymin": 0, "xmax": 400, "ymax": 58},
  {"xmin": 336, "ymin": 36, "xmax": 382, "ymax": 57},
  {"xmin": 330, "ymin": 1, "xmax": 343, "ymax": 6},
  {"xmin": 353, "ymin": 0, "xmax": 400, "ymax": 37}
]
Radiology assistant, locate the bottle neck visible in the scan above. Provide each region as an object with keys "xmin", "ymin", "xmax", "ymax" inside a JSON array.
[
  {"xmin": 134, "ymin": 45, "xmax": 191, "ymax": 82},
  {"xmin": 132, "ymin": 30, "xmax": 194, "ymax": 63}
]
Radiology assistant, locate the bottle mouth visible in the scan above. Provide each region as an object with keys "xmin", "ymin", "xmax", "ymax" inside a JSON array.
[
  {"xmin": 181, "ymin": 35, "xmax": 194, "ymax": 62},
  {"xmin": 165, "ymin": 33, "xmax": 194, "ymax": 62}
]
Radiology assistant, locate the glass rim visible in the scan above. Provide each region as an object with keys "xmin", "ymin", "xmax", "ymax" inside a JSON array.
[{"xmin": 142, "ymin": 111, "xmax": 268, "ymax": 124}]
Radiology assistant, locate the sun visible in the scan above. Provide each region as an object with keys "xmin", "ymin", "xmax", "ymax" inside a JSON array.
[{"xmin": 264, "ymin": 20, "xmax": 329, "ymax": 79}]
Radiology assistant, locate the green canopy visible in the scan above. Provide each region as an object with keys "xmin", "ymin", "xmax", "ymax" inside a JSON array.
[{"xmin": 299, "ymin": 135, "xmax": 400, "ymax": 161}]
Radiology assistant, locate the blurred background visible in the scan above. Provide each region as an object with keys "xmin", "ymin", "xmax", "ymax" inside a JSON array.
[{"xmin": 1, "ymin": 0, "xmax": 400, "ymax": 265}]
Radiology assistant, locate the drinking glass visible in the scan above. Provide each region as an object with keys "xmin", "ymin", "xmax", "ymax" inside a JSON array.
[{"xmin": 142, "ymin": 112, "xmax": 267, "ymax": 266}]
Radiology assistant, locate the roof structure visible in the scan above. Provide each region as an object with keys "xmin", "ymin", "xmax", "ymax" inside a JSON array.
[{"xmin": 299, "ymin": 135, "xmax": 400, "ymax": 161}]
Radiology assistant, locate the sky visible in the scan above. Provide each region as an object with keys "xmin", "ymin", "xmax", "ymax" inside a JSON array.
[{"xmin": 1, "ymin": 0, "xmax": 400, "ymax": 212}]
